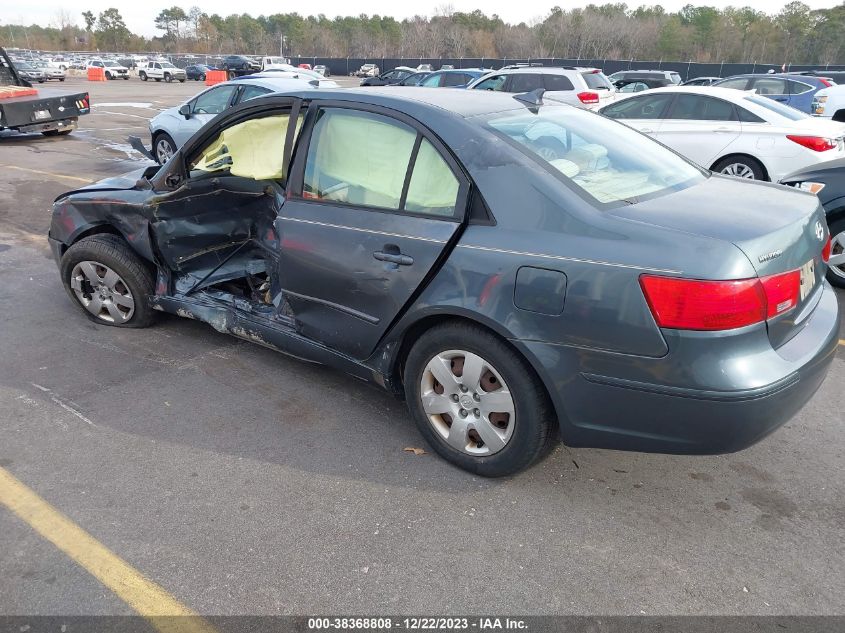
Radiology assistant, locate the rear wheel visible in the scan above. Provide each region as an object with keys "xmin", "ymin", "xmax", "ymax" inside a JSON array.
[
  {"xmin": 404, "ymin": 322, "xmax": 555, "ymax": 476},
  {"xmin": 153, "ymin": 132, "xmax": 177, "ymax": 165},
  {"xmin": 60, "ymin": 235, "xmax": 156, "ymax": 328},
  {"xmin": 712, "ymin": 155, "xmax": 766, "ymax": 181},
  {"xmin": 826, "ymin": 216, "xmax": 845, "ymax": 288}
]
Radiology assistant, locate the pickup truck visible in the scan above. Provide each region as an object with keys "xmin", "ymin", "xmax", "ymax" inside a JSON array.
[
  {"xmin": 221, "ymin": 55, "xmax": 261, "ymax": 79},
  {"xmin": 813, "ymin": 85, "xmax": 845, "ymax": 122},
  {"xmin": 139, "ymin": 61, "xmax": 186, "ymax": 83},
  {"xmin": 0, "ymin": 47, "xmax": 90, "ymax": 137}
]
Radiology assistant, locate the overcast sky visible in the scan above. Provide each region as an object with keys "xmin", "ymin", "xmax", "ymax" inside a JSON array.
[{"xmin": 5, "ymin": 0, "xmax": 843, "ymax": 37}]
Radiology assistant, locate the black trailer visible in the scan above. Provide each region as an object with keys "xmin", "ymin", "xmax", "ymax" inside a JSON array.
[{"xmin": 1, "ymin": 47, "xmax": 90, "ymax": 136}]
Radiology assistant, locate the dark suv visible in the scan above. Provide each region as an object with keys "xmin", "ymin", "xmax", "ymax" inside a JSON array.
[
  {"xmin": 608, "ymin": 70, "xmax": 682, "ymax": 92},
  {"xmin": 222, "ymin": 55, "xmax": 260, "ymax": 79}
]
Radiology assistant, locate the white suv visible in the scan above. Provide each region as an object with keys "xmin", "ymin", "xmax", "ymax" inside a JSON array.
[
  {"xmin": 87, "ymin": 59, "xmax": 130, "ymax": 80},
  {"xmin": 467, "ymin": 67, "xmax": 616, "ymax": 110},
  {"xmin": 813, "ymin": 85, "xmax": 845, "ymax": 123}
]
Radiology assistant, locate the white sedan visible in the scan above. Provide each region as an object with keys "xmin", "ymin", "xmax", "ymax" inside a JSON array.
[{"xmin": 599, "ymin": 86, "xmax": 845, "ymax": 182}]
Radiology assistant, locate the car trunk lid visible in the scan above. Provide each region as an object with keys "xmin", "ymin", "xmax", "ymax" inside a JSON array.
[{"xmin": 611, "ymin": 175, "xmax": 829, "ymax": 348}]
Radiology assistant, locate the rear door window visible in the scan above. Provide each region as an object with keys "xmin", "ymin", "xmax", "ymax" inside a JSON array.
[
  {"xmin": 238, "ymin": 85, "xmax": 272, "ymax": 103},
  {"xmin": 442, "ymin": 73, "xmax": 469, "ymax": 87},
  {"xmin": 420, "ymin": 73, "xmax": 443, "ymax": 87},
  {"xmin": 751, "ymin": 78, "xmax": 787, "ymax": 95},
  {"xmin": 667, "ymin": 95, "xmax": 737, "ymax": 121},
  {"xmin": 601, "ymin": 93, "xmax": 673, "ymax": 119},
  {"xmin": 716, "ymin": 77, "xmax": 750, "ymax": 90},
  {"xmin": 507, "ymin": 73, "xmax": 544, "ymax": 92},
  {"xmin": 544, "ymin": 74, "xmax": 575, "ymax": 91}
]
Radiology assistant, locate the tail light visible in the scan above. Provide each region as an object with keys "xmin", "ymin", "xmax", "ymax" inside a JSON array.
[
  {"xmin": 577, "ymin": 91, "xmax": 600, "ymax": 104},
  {"xmin": 640, "ymin": 271, "xmax": 801, "ymax": 331},
  {"xmin": 819, "ymin": 78, "xmax": 832, "ymax": 87},
  {"xmin": 822, "ymin": 235, "xmax": 831, "ymax": 263},
  {"xmin": 786, "ymin": 135, "xmax": 837, "ymax": 152}
]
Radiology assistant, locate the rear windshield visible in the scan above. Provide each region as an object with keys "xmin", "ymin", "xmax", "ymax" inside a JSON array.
[
  {"xmin": 582, "ymin": 72, "xmax": 613, "ymax": 90},
  {"xmin": 480, "ymin": 107, "xmax": 704, "ymax": 207},
  {"xmin": 744, "ymin": 95, "xmax": 809, "ymax": 121}
]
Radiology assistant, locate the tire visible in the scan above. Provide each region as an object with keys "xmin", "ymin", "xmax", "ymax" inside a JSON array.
[
  {"xmin": 140, "ymin": 72, "xmax": 147, "ymax": 81},
  {"xmin": 164, "ymin": 73, "xmax": 172, "ymax": 83},
  {"xmin": 199, "ymin": 74, "xmax": 205, "ymax": 81},
  {"xmin": 403, "ymin": 322, "xmax": 555, "ymax": 476},
  {"xmin": 59, "ymin": 77, "xmax": 65, "ymax": 82},
  {"xmin": 60, "ymin": 235, "xmax": 156, "ymax": 328},
  {"xmin": 42, "ymin": 129, "xmax": 72, "ymax": 136},
  {"xmin": 825, "ymin": 216, "xmax": 845, "ymax": 289},
  {"xmin": 227, "ymin": 70, "xmax": 236, "ymax": 80},
  {"xmin": 105, "ymin": 72, "xmax": 112, "ymax": 80},
  {"xmin": 123, "ymin": 76, "xmax": 129, "ymax": 80},
  {"xmin": 153, "ymin": 132, "xmax": 177, "ymax": 165},
  {"xmin": 179, "ymin": 78, "xmax": 185, "ymax": 83},
  {"xmin": 712, "ymin": 155, "xmax": 766, "ymax": 181}
]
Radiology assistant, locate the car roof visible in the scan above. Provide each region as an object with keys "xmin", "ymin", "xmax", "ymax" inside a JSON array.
[
  {"xmin": 622, "ymin": 85, "xmax": 759, "ymax": 102},
  {"xmin": 266, "ymin": 86, "xmax": 561, "ymax": 118},
  {"xmin": 223, "ymin": 76, "xmax": 325, "ymax": 90}
]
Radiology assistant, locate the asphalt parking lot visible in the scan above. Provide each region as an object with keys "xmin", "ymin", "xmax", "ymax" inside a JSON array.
[{"xmin": 1, "ymin": 76, "xmax": 844, "ymax": 618}]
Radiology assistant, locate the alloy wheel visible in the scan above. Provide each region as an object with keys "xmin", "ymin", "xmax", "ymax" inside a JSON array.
[
  {"xmin": 829, "ymin": 230, "xmax": 845, "ymax": 280},
  {"xmin": 156, "ymin": 138, "xmax": 174, "ymax": 163},
  {"xmin": 720, "ymin": 163, "xmax": 755, "ymax": 179},
  {"xmin": 420, "ymin": 350, "xmax": 515, "ymax": 456},
  {"xmin": 69, "ymin": 261, "xmax": 135, "ymax": 324}
]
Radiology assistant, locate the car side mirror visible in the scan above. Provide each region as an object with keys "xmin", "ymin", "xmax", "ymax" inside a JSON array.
[{"xmin": 179, "ymin": 104, "xmax": 191, "ymax": 119}]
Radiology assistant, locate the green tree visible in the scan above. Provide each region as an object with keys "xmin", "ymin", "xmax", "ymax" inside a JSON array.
[{"xmin": 95, "ymin": 8, "xmax": 129, "ymax": 50}]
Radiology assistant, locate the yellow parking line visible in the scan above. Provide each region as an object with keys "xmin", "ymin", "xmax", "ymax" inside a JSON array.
[
  {"xmin": 0, "ymin": 164, "xmax": 90, "ymax": 184},
  {"xmin": 0, "ymin": 467, "xmax": 217, "ymax": 633}
]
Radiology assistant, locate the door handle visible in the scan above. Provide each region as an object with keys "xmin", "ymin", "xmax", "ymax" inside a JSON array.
[
  {"xmin": 640, "ymin": 128, "xmax": 655, "ymax": 134},
  {"xmin": 374, "ymin": 251, "xmax": 414, "ymax": 266},
  {"xmin": 714, "ymin": 127, "xmax": 733, "ymax": 132}
]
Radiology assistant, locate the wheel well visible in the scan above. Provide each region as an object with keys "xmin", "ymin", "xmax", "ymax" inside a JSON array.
[
  {"xmin": 710, "ymin": 153, "xmax": 769, "ymax": 181},
  {"xmin": 389, "ymin": 314, "xmax": 563, "ymax": 429},
  {"xmin": 833, "ymin": 110, "xmax": 845, "ymax": 123},
  {"xmin": 66, "ymin": 224, "xmax": 121, "ymax": 252}
]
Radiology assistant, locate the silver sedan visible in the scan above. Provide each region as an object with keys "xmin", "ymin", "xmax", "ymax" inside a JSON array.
[{"xmin": 147, "ymin": 75, "xmax": 336, "ymax": 164}]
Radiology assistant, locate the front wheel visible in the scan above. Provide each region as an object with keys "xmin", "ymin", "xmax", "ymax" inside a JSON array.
[
  {"xmin": 60, "ymin": 235, "xmax": 156, "ymax": 328},
  {"xmin": 140, "ymin": 72, "xmax": 147, "ymax": 81},
  {"xmin": 153, "ymin": 132, "xmax": 177, "ymax": 165},
  {"xmin": 825, "ymin": 217, "xmax": 845, "ymax": 288},
  {"xmin": 712, "ymin": 156, "xmax": 766, "ymax": 180},
  {"xmin": 403, "ymin": 322, "xmax": 555, "ymax": 476},
  {"xmin": 199, "ymin": 74, "xmax": 206, "ymax": 81},
  {"xmin": 105, "ymin": 72, "xmax": 112, "ymax": 80},
  {"xmin": 164, "ymin": 73, "xmax": 172, "ymax": 83}
]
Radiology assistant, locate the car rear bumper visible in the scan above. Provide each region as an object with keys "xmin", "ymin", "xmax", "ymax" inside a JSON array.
[{"xmin": 517, "ymin": 279, "xmax": 840, "ymax": 454}]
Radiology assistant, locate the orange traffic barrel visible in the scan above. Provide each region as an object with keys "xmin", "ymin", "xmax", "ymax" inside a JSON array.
[{"xmin": 205, "ymin": 70, "xmax": 227, "ymax": 86}]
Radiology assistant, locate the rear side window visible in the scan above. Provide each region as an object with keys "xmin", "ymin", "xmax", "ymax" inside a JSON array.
[
  {"xmin": 302, "ymin": 108, "xmax": 459, "ymax": 216},
  {"xmin": 508, "ymin": 73, "xmax": 544, "ymax": 92},
  {"xmin": 668, "ymin": 95, "xmax": 737, "ymax": 121},
  {"xmin": 787, "ymin": 80, "xmax": 813, "ymax": 95},
  {"xmin": 420, "ymin": 73, "xmax": 442, "ymax": 87},
  {"xmin": 601, "ymin": 93, "xmax": 673, "ymax": 119},
  {"xmin": 238, "ymin": 85, "xmax": 272, "ymax": 103},
  {"xmin": 736, "ymin": 107, "xmax": 765, "ymax": 123},
  {"xmin": 544, "ymin": 74, "xmax": 575, "ymax": 91}
]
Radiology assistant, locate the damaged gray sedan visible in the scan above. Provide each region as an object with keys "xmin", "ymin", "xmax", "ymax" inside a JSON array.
[{"xmin": 49, "ymin": 88, "xmax": 839, "ymax": 475}]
